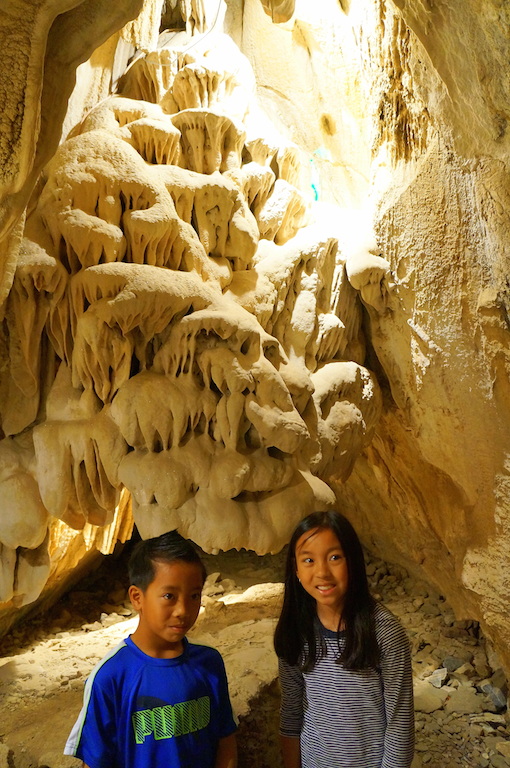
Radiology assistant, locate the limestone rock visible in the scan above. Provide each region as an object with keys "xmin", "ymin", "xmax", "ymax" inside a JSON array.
[
  {"xmin": 444, "ymin": 686, "xmax": 485, "ymax": 715},
  {"xmin": 0, "ymin": 0, "xmax": 509, "ymax": 680},
  {"xmin": 0, "ymin": 0, "xmax": 382, "ymax": 616},
  {"xmin": 0, "ymin": 0, "xmax": 144, "ymax": 295},
  {"xmin": 414, "ymin": 679, "xmax": 450, "ymax": 713},
  {"xmin": 259, "ymin": 0, "xmax": 295, "ymax": 24}
]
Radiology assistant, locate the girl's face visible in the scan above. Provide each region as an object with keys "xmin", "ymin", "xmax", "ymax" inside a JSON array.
[{"xmin": 295, "ymin": 526, "xmax": 349, "ymax": 629}]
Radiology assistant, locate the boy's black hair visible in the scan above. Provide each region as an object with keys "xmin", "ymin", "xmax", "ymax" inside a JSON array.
[
  {"xmin": 128, "ymin": 530, "xmax": 207, "ymax": 591},
  {"xmin": 274, "ymin": 510, "xmax": 379, "ymax": 671}
]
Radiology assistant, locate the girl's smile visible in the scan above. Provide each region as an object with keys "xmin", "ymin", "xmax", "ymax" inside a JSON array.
[{"xmin": 295, "ymin": 526, "xmax": 349, "ymax": 630}]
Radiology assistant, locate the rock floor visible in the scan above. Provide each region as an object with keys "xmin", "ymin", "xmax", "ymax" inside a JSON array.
[{"xmin": 0, "ymin": 545, "xmax": 508, "ymax": 768}]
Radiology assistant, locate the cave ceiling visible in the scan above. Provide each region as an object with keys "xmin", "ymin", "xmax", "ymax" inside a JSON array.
[{"xmin": 0, "ymin": 0, "xmax": 510, "ymax": 673}]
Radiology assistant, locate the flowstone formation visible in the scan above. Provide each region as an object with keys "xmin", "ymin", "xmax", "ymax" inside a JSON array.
[
  {"xmin": 3, "ymin": 0, "xmax": 509, "ymax": 678},
  {"xmin": 0, "ymin": 2, "xmax": 382, "ymax": 616}
]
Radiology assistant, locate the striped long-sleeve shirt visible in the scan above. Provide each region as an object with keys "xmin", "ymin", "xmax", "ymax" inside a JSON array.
[{"xmin": 278, "ymin": 603, "xmax": 414, "ymax": 768}]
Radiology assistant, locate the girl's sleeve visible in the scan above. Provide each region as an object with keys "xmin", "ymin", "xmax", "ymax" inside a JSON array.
[
  {"xmin": 278, "ymin": 657, "xmax": 304, "ymax": 738},
  {"xmin": 378, "ymin": 612, "xmax": 415, "ymax": 768}
]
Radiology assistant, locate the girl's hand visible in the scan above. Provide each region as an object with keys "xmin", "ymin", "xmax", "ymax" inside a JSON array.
[{"xmin": 280, "ymin": 735, "xmax": 301, "ymax": 768}]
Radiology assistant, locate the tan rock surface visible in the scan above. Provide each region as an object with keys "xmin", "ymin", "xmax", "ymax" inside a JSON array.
[
  {"xmin": 229, "ymin": 0, "xmax": 510, "ymax": 670},
  {"xmin": 0, "ymin": 0, "xmax": 145, "ymax": 262},
  {"xmin": 0, "ymin": 0, "xmax": 509, "ymax": 677},
  {"xmin": 0, "ymin": 0, "xmax": 379, "ymax": 626}
]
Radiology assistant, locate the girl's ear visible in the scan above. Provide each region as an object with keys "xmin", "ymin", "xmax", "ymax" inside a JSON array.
[{"xmin": 129, "ymin": 584, "xmax": 143, "ymax": 611}]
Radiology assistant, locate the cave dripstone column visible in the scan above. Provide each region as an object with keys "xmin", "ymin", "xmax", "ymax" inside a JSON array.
[
  {"xmin": 0, "ymin": 0, "xmax": 381, "ymax": 627},
  {"xmin": 1, "ymin": 0, "xmax": 510, "ymax": 674}
]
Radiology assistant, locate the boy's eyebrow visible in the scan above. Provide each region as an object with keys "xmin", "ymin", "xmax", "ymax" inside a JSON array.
[{"xmin": 158, "ymin": 583, "xmax": 203, "ymax": 590}]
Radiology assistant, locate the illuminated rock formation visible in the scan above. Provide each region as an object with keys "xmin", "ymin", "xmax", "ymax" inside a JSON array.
[
  {"xmin": 0, "ymin": 1, "xmax": 381, "ymax": 628},
  {"xmin": 0, "ymin": 0, "xmax": 509, "ymax": 675}
]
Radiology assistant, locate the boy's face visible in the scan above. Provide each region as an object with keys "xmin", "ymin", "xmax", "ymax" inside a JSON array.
[{"xmin": 129, "ymin": 560, "xmax": 204, "ymax": 658}]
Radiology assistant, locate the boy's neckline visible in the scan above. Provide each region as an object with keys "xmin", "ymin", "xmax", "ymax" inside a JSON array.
[{"xmin": 127, "ymin": 634, "xmax": 188, "ymax": 661}]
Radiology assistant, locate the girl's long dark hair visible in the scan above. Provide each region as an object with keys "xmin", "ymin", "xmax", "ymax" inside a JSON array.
[{"xmin": 274, "ymin": 510, "xmax": 379, "ymax": 671}]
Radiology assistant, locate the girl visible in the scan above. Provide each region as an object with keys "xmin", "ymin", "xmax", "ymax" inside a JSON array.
[{"xmin": 274, "ymin": 510, "xmax": 414, "ymax": 768}]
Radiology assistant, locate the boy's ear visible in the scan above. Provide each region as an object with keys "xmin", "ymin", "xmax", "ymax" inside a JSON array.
[{"xmin": 129, "ymin": 584, "xmax": 143, "ymax": 611}]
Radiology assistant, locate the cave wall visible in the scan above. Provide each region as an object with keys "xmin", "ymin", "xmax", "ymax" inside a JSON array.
[
  {"xmin": 0, "ymin": 0, "xmax": 509, "ymax": 670},
  {"xmin": 228, "ymin": 0, "xmax": 510, "ymax": 669}
]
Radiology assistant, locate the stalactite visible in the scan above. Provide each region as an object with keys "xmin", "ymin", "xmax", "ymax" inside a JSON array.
[{"xmin": 0, "ymin": 0, "xmax": 382, "ymax": 614}]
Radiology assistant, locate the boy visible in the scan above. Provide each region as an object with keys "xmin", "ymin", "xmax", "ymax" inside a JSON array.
[{"xmin": 64, "ymin": 531, "xmax": 237, "ymax": 768}]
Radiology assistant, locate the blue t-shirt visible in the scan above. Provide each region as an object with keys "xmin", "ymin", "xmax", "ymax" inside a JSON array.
[{"xmin": 64, "ymin": 635, "xmax": 237, "ymax": 768}]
